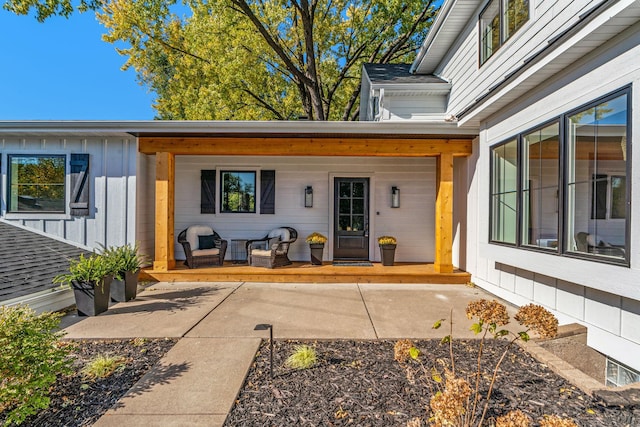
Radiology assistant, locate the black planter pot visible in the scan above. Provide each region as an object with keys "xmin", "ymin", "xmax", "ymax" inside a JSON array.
[
  {"xmin": 72, "ymin": 276, "xmax": 112, "ymax": 316},
  {"xmin": 309, "ymin": 243, "xmax": 325, "ymax": 265},
  {"xmin": 379, "ymin": 244, "xmax": 397, "ymax": 266},
  {"xmin": 110, "ymin": 270, "xmax": 140, "ymax": 302}
]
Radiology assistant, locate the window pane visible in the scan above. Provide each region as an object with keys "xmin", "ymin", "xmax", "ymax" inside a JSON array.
[
  {"xmin": 9, "ymin": 155, "xmax": 65, "ymax": 212},
  {"xmin": 352, "ymin": 216, "xmax": 364, "ymax": 231},
  {"xmin": 566, "ymin": 93, "xmax": 627, "ymax": 259},
  {"xmin": 339, "ymin": 182, "xmax": 351, "ymax": 198},
  {"xmin": 480, "ymin": 0, "xmax": 500, "ymax": 63},
  {"xmin": 522, "ymin": 123, "xmax": 559, "ymax": 248},
  {"xmin": 353, "ymin": 182, "xmax": 364, "ymax": 198},
  {"xmin": 504, "ymin": 0, "xmax": 529, "ymax": 40},
  {"xmin": 339, "ymin": 215, "xmax": 351, "ymax": 231},
  {"xmin": 352, "ymin": 199, "xmax": 364, "ymax": 215},
  {"xmin": 339, "ymin": 199, "xmax": 351, "ymax": 215},
  {"xmin": 491, "ymin": 140, "xmax": 518, "ymax": 244},
  {"xmin": 221, "ymin": 171, "xmax": 256, "ymax": 213}
]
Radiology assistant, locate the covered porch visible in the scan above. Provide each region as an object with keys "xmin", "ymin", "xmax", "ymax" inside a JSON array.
[{"xmin": 137, "ymin": 122, "xmax": 475, "ymax": 282}]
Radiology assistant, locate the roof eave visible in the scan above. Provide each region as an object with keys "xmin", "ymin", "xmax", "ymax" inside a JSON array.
[{"xmin": 0, "ymin": 120, "xmax": 478, "ymax": 137}]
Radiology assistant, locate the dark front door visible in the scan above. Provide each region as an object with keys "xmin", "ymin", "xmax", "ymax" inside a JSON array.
[{"xmin": 334, "ymin": 178, "xmax": 369, "ymax": 260}]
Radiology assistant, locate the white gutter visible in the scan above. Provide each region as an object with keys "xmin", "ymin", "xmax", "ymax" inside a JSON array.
[
  {"xmin": 2, "ymin": 288, "xmax": 74, "ymax": 315},
  {"xmin": 0, "ymin": 120, "xmax": 478, "ymax": 136}
]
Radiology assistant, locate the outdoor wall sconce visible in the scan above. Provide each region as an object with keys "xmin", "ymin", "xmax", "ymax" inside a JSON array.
[
  {"xmin": 391, "ymin": 186, "xmax": 400, "ymax": 208},
  {"xmin": 254, "ymin": 323, "xmax": 274, "ymax": 378},
  {"xmin": 305, "ymin": 186, "xmax": 313, "ymax": 208}
]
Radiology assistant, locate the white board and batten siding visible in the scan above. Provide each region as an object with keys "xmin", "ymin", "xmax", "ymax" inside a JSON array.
[
  {"xmin": 172, "ymin": 156, "xmax": 437, "ymax": 263},
  {"xmin": 437, "ymin": 0, "xmax": 613, "ymax": 117},
  {"xmin": 0, "ymin": 134, "xmax": 138, "ymax": 252},
  {"xmin": 463, "ymin": 32, "xmax": 640, "ymax": 372}
]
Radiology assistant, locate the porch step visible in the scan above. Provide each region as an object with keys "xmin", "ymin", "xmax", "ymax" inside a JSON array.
[{"xmin": 141, "ymin": 262, "xmax": 471, "ymax": 284}]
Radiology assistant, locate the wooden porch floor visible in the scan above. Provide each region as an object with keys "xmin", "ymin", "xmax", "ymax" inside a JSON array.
[{"xmin": 141, "ymin": 262, "xmax": 471, "ymax": 284}]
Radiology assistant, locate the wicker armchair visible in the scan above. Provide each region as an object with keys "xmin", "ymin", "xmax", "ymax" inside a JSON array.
[
  {"xmin": 247, "ymin": 227, "xmax": 298, "ymax": 268},
  {"xmin": 178, "ymin": 225, "xmax": 228, "ymax": 268}
]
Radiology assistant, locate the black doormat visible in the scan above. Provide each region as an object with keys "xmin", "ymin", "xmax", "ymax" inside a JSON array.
[{"xmin": 332, "ymin": 261, "xmax": 373, "ymax": 267}]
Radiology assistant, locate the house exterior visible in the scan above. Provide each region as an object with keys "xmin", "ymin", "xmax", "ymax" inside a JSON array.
[
  {"xmin": 361, "ymin": 0, "xmax": 640, "ymax": 384},
  {"xmin": 2, "ymin": 0, "xmax": 639, "ymax": 386}
]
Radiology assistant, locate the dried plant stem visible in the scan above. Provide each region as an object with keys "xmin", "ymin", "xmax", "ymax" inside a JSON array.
[
  {"xmin": 448, "ymin": 309, "xmax": 455, "ymax": 374},
  {"xmin": 478, "ymin": 333, "xmax": 524, "ymax": 426},
  {"xmin": 469, "ymin": 327, "xmax": 489, "ymax": 426}
]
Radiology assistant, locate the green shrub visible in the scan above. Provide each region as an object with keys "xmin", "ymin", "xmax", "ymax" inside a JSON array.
[
  {"xmin": 285, "ymin": 344, "xmax": 318, "ymax": 370},
  {"xmin": 0, "ymin": 305, "xmax": 72, "ymax": 426}
]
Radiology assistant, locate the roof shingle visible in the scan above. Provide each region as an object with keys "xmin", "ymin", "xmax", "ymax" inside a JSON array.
[{"xmin": 0, "ymin": 222, "xmax": 90, "ymax": 302}]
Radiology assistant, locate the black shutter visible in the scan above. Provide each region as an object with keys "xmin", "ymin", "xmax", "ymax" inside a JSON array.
[
  {"xmin": 201, "ymin": 170, "xmax": 216, "ymax": 214},
  {"xmin": 260, "ymin": 170, "xmax": 275, "ymax": 214},
  {"xmin": 591, "ymin": 174, "xmax": 607, "ymax": 219},
  {"xmin": 69, "ymin": 154, "xmax": 90, "ymax": 216}
]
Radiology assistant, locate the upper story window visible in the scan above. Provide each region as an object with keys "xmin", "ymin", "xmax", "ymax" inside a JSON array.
[
  {"xmin": 220, "ymin": 171, "xmax": 256, "ymax": 213},
  {"xmin": 8, "ymin": 155, "xmax": 66, "ymax": 213},
  {"xmin": 480, "ymin": 0, "xmax": 530, "ymax": 65},
  {"xmin": 490, "ymin": 88, "xmax": 630, "ymax": 265}
]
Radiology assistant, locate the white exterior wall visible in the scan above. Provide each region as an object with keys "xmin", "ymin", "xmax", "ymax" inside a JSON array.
[
  {"xmin": 437, "ymin": 0, "xmax": 603, "ymax": 116},
  {"xmin": 385, "ymin": 94, "xmax": 449, "ymax": 121},
  {"xmin": 173, "ymin": 156, "xmax": 436, "ymax": 263},
  {"xmin": 0, "ymin": 134, "xmax": 138, "ymax": 251},
  {"xmin": 464, "ymin": 30, "xmax": 640, "ymax": 372}
]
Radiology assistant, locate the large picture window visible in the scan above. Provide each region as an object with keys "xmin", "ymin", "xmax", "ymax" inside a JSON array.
[
  {"xmin": 490, "ymin": 139, "xmax": 518, "ymax": 244},
  {"xmin": 220, "ymin": 171, "xmax": 256, "ymax": 213},
  {"xmin": 566, "ymin": 92, "xmax": 628, "ymax": 259},
  {"xmin": 480, "ymin": 0, "xmax": 529, "ymax": 64},
  {"xmin": 8, "ymin": 155, "xmax": 66, "ymax": 213},
  {"xmin": 489, "ymin": 88, "xmax": 630, "ymax": 264},
  {"xmin": 522, "ymin": 122, "xmax": 559, "ymax": 249}
]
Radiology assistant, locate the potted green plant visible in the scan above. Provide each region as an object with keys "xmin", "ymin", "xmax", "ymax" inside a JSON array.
[
  {"xmin": 306, "ymin": 232, "xmax": 327, "ymax": 265},
  {"xmin": 100, "ymin": 243, "xmax": 148, "ymax": 302},
  {"xmin": 378, "ymin": 236, "xmax": 397, "ymax": 266},
  {"xmin": 54, "ymin": 253, "xmax": 112, "ymax": 316}
]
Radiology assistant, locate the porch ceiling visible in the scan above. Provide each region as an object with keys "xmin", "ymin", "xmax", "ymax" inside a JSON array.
[{"xmin": 139, "ymin": 135, "xmax": 473, "ymax": 157}]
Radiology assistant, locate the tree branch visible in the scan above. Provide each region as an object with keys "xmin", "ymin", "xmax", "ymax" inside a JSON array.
[{"xmin": 240, "ymin": 86, "xmax": 285, "ymax": 120}]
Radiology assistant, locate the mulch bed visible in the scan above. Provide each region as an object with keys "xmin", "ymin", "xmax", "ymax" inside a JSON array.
[
  {"xmin": 0, "ymin": 338, "xmax": 177, "ymax": 427},
  {"xmin": 226, "ymin": 339, "xmax": 639, "ymax": 426}
]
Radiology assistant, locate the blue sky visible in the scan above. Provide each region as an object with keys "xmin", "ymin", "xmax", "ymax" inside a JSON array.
[{"xmin": 0, "ymin": 11, "xmax": 156, "ymax": 120}]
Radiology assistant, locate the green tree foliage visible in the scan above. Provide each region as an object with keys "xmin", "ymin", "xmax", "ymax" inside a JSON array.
[{"xmin": 3, "ymin": 0, "xmax": 438, "ymax": 120}]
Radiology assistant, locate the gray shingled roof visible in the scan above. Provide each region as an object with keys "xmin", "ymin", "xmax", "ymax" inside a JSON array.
[
  {"xmin": 0, "ymin": 222, "xmax": 90, "ymax": 302},
  {"xmin": 363, "ymin": 63, "xmax": 447, "ymax": 84}
]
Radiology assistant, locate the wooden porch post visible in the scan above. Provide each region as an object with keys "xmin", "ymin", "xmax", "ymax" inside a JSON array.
[
  {"xmin": 435, "ymin": 153, "xmax": 454, "ymax": 273},
  {"xmin": 153, "ymin": 152, "xmax": 176, "ymax": 271}
]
